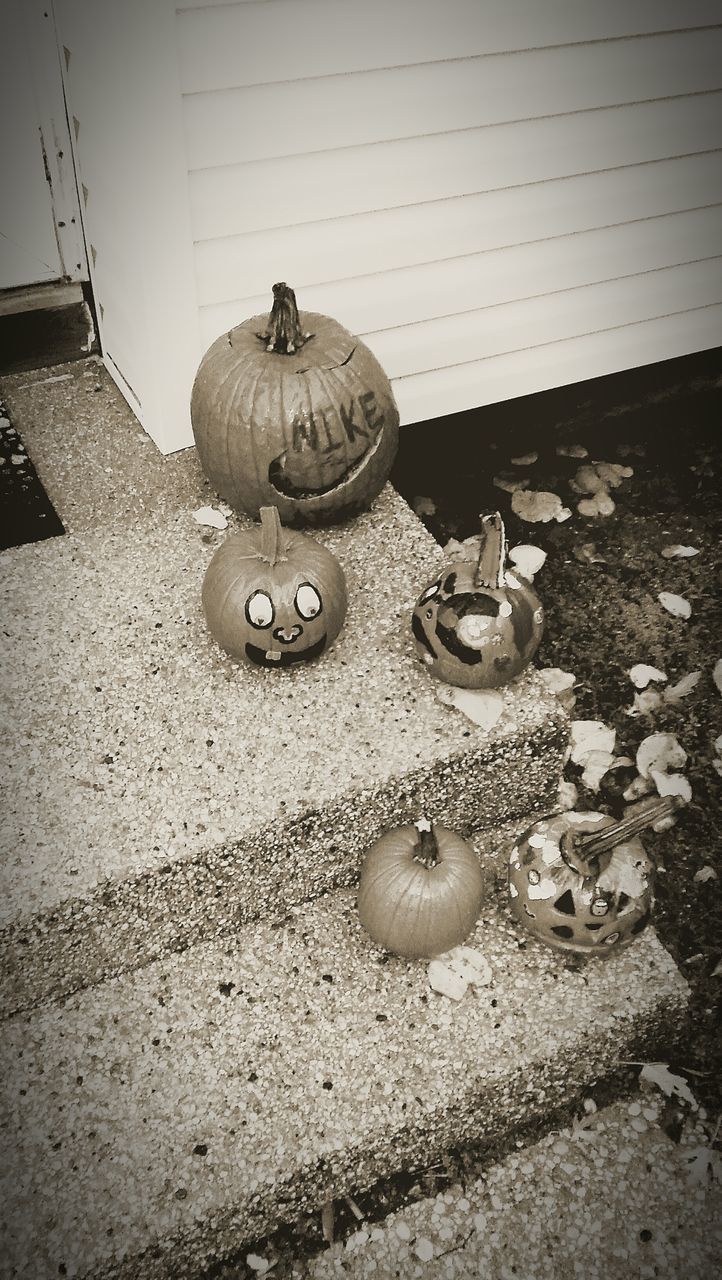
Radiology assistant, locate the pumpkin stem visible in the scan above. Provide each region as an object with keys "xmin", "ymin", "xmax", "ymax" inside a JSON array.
[
  {"xmin": 259, "ymin": 282, "xmax": 312, "ymax": 354},
  {"xmin": 561, "ymin": 796, "xmax": 683, "ymax": 876},
  {"xmin": 258, "ymin": 505, "xmax": 289, "ymax": 565},
  {"xmin": 413, "ymin": 817, "xmax": 441, "ymax": 869},
  {"xmin": 474, "ymin": 512, "xmax": 506, "ymax": 589}
]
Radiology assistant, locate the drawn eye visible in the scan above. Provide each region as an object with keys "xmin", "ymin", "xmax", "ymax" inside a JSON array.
[
  {"xmin": 295, "ymin": 582, "xmax": 322, "ymax": 620},
  {"xmin": 417, "ymin": 580, "xmax": 440, "ymax": 607},
  {"xmin": 245, "ymin": 591, "xmax": 274, "ymax": 629}
]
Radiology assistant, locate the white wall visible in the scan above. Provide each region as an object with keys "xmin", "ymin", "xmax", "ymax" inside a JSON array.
[{"xmin": 57, "ymin": 0, "xmax": 722, "ymax": 451}]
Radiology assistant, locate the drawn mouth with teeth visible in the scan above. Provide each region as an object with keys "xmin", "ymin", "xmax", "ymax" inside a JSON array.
[{"xmin": 244, "ymin": 634, "xmax": 327, "ymax": 668}]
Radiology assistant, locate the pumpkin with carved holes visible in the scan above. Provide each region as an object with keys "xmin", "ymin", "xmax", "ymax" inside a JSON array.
[
  {"xmin": 412, "ymin": 512, "xmax": 544, "ymax": 689},
  {"xmin": 191, "ymin": 282, "xmax": 399, "ymax": 527},
  {"xmin": 202, "ymin": 506, "xmax": 347, "ymax": 668}
]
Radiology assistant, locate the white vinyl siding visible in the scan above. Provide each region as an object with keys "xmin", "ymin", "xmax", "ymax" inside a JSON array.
[{"xmin": 55, "ymin": 0, "xmax": 722, "ymax": 452}]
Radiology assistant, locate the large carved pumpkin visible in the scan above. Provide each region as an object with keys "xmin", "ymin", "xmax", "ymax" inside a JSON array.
[
  {"xmin": 202, "ymin": 506, "xmax": 347, "ymax": 668},
  {"xmin": 411, "ymin": 512, "xmax": 544, "ymax": 689},
  {"xmin": 191, "ymin": 283, "xmax": 400, "ymax": 527}
]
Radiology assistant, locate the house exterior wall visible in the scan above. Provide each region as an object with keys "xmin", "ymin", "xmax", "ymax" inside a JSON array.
[{"xmin": 56, "ymin": 0, "xmax": 722, "ymax": 453}]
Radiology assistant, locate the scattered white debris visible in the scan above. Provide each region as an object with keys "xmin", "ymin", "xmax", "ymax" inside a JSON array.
[
  {"xmin": 636, "ymin": 732, "xmax": 687, "ymax": 780},
  {"xmin": 627, "ymin": 689, "xmax": 663, "ymax": 717},
  {"xmin": 193, "ymin": 505, "xmax": 228, "ymax": 530},
  {"xmin": 493, "ymin": 472, "xmax": 530, "ymax": 493},
  {"xmin": 539, "ymin": 667, "xmax": 577, "ymax": 711},
  {"xmin": 664, "ymin": 671, "xmax": 701, "ymax": 702},
  {"xmin": 441, "ymin": 534, "xmax": 479, "ymax": 562},
  {"xmin": 570, "ymin": 721, "xmax": 616, "ymax": 764},
  {"xmin": 510, "ymin": 451, "xmax": 538, "ymax": 466},
  {"xmin": 650, "ymin": 770, "xmax": 692, "ymax": 802},
  {"xmin": 428, "ymin": 947, "xmax": 492, "ymax": 1001},
  {"xmin": 512, "ymin": 489, "xmax": 572, "ymax": 523},
  {"xmin": 661, "ymin": 545, "xmax": 699, "ymax": 559},
  {"xmin": 413, "ymin": 495, "xmax": 436, "ymax": 517},
  {"xmin": 577, "ymin": 492, "xmax": 615, "ymax": 517},
  {"xmin": 693, "ymin": 866, "xmax": 717, "ymax": 883},
  {"xmin": 581, "ymin": 749, "xmax": 617, "ymax": 792},
  {"xmin": 714, "ymin": 660, "xmax": 722, "ymax": 695},
  {"xmin": 658, "ymin": 592, "xmax": 692, "ymax": 619},
  {"xmin": 508, "ymin": 544, "xmax": 547, "ymax": 579},
  {"xmin": 436, "ymin": 685, "xmax": 504, "ymax": 731},
  {"xmin": 629, "ymin": 664, "xmax": 668, "ymax": 689},
  {"xmin": 556, "ymin": 780, "xmax": 579, "ymax": 811},
  {"xmin": 556, "ymin": 443, "xmax": 588, "ymax": 458}
]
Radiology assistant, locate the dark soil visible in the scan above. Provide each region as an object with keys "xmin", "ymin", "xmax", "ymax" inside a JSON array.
[{"xmin": 204, "ymin": 351, "xmax": 722, "ymax": 1277}]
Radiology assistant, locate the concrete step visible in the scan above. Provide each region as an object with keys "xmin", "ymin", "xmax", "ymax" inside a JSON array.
[
  {"xmin": 308, "ymin": 1093, "xmax": 722, "ymax": 1280},
  {"xmin": 0, "ymin": 487, "xmax": 566, "ymax": 1018},
  {"xmin": 0, "ymin": 364, "xmax": 567, "ymax": 1018},
  {"xmin": 3, "ymin": 836, "xmax": 689, "ymax": 1280}
]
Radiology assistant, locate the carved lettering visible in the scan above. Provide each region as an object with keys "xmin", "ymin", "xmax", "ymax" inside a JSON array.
[
  {"xmin": 339, "ymin": 399, "xmax": 370, "ymax": 444},
  {"xmin": 359, "ymin": 390, "xmax": 385, "ymax": 434},
  {"xmin": 291, "ymin": 411, "xmax": 319, "ymax": 453},
  {"xmin": 317, "ymin": 408, "xmax": 342, "ymax": 454}
]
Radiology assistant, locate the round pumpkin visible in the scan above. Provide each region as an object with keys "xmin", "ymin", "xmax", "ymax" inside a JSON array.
[
  {"xmin": 357, "ymin": 818, "xmax": 484, "ymax": 959},
  {"xmin": 506, "ymin": 799, "xmax": 680, "ymax": 957},
  {"xmin": 202, "ymin": 505, "xmax": 347, "ymax": 668},
  {"xmin": 191, "ymin": 282, "xmax": 400, "ymax": 527},
  {"xmin": 411, "ymin": 512, "xmax": 544, "ymax": 688}
]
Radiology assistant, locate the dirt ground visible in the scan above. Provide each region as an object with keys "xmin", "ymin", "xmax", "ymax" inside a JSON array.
[
  {"xmin": 209, "ymin": 353, "xmax": 721, "ymax": 1277},
  {"xmin": 390, "ymin": 356, "xmax": 722, "ymax": 1121}
]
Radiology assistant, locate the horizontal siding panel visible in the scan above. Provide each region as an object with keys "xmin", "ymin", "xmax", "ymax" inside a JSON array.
[
  {"xmin": 197, "ymin": 206, "xmax": 722, "ymax": 343},
  {"xmin": 393, "ymin": 305, "xmax": 722, "ymax": 424},
  {"xmin": 363, "ymin": 259, "xmax": 722, "ymax": 380},
  {"xmin": 177, "ymin": 0, "xmax": 722, "ymax": 92},
  {"xmin": 183, "ymin": 28, "xmax": 722, "ymax": 170},
  {"xmin": 189, "ymin": 93, "xmax": 722, "ymax": 241},
  {"xmin": 194, "ymin": 152, "xmax": 722, "ymax": 307}
]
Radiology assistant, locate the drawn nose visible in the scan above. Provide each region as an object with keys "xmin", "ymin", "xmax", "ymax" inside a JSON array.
[{"xmin": 273, "ymin": 624, "xmax": 303, "ymax": 644}]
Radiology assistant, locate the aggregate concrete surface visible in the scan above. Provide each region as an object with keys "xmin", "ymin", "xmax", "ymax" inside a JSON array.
[
  {"xmin": 2, "ymin": 878, "xmax": 688, "ymax": 1280},
  {"xmin": 308, "ymin": 1094, "xmax": 722, "ymax": 1280},
  {"xmin": 0, "ymin": 363, "xmax": 567, "ymax": 1015}
]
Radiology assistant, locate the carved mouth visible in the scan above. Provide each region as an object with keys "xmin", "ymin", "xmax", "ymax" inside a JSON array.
[
  {"xmin": 268, "ymin": 429, "xmax": 384, "ymax": 500},
  {"xmin": 245, "ymin": 634, "xmax": 327, "ymax": 668}
]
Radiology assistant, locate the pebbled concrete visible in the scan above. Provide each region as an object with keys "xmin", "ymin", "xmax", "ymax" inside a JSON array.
[
  {"xmin": 0, "ymin": 360, "xmax": 568, "ymax": 1016},
  {"xmin": 309, "ymin": 1093, "xmax": 722, "ymax": 1280},
  {"xmin": 3, "ymin": 873, "xmax": 688, "ymax": 1280}
]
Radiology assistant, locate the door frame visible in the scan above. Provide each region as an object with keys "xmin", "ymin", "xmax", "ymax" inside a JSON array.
[{"xmin": 15, "ymin": 0, "xmax": 89, "ymax": 285}]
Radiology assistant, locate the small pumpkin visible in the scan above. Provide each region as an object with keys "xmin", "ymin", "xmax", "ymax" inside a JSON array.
[
  {"xmin": 507, "ymin": 796, "xmax": 681, "ymax": 957},
  {"xmin": 202, "ymin": 505, "xmax": 347, "ymax": 668},
  {"xmin": 411, "ymin": 512, "xmax": 544, "ymax": 688},
  {"xmin": 358, "ymin": 818, "xmax": 484, "ymax": 959},
  {"xmin": 191, "ymin": 282, "xmax": 400, "ymax": 527}
]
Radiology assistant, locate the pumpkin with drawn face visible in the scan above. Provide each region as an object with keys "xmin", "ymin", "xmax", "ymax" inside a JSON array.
[
  {"xmin": 411, "ymin": 513, "xmax": 544, "ymax": 689},
  {"xmin": 202, "ymin": 506, "xmax": 347, "ymax": 669}
]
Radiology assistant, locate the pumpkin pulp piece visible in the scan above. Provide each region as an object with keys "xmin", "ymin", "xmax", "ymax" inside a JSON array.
[
  {"xmin": 474, "ymin": 512, "xmax": 506, "ymax": 589},
  {"xmin": 258, "ymin": 505, "xmax": 289, "ymax": 566},
  {"xmin": 561, "ymin": 795, "xmax": 682, "ymax": 875}
]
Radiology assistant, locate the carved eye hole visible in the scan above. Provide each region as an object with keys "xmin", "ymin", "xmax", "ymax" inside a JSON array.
[
  {"xmin": 245, "ymin": 590, "xmax": 274, "ymax": 629},
  {"xmin": 295, "ymin": 582, "xmax": 322, "ymax": 620},
  {"xmin": 417, "ymin": 580, "xmax": 440, "ymax": 607}
]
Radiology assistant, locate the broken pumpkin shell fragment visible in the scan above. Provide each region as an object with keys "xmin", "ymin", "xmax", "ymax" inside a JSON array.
[
  {"xmin": 629, "ymin": 664, "xmax": 668, "ymax": 689},
  {"xmin": 658, "ymin": 592, "xmax": 692, "ymax": 619},
  {"xmin": 511, "ymin": 488, "xmax": 571, "ymax": 523}
]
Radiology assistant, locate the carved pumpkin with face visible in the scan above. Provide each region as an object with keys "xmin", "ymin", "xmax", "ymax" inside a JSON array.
[
  {"xmin": 191, "ymin": 283, "xmax": 400, "ymax": 528},
  {"xmin": 411, "ymin": 513, "xmax": 544, "ymax": 689},
  {"xmin": 202, "ymin": 506, "xmax": 347, "ymax": 669}
]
